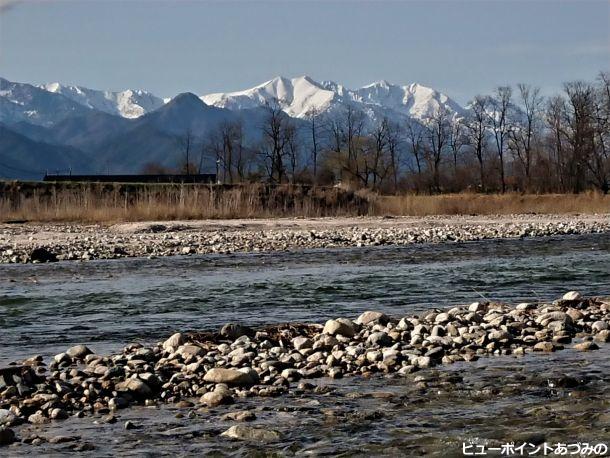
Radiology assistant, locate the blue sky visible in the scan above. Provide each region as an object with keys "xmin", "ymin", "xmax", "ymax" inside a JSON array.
[{"xmin": 0, "ymin": 0, "xmax": 608, "ymax": 104}]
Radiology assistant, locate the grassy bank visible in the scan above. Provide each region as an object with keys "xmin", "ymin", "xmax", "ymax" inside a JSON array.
[
  {"xmin": 372, "ymin": 192, "xmax": 610, "ymax": 216},
  {"xmin": 0, "ymin": 181, "xmax": 369, "ymax": 222},
  {"xmin": 0, "ymin": 181, "xmax": 608, "ymax": 223}
]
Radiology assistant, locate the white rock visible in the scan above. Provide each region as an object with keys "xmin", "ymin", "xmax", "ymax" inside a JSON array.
[
  {"xmin": 562, "ymin": 291, "xmax": 581, "ymax": 301},
  {"xmin": 203, "ymin": 368, "xmax": 259, "ymax": 386}
]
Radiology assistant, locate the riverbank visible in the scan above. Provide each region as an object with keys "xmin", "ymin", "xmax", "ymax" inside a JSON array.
[
  {"xmin": 1, "ymin": 292, "xmax": 608, "ymax": 451},
  {"xmin": 1, "ymin": 214, "xmax": 609, "ymax": 263}
]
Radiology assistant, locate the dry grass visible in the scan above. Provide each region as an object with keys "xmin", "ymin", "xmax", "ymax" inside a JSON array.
[
  {"xmin": 370, "ymin": 192, "xmax": 610, "ymax": 216},
  {"xmin": 1, "ymin": 181, "xmax": 608, "ymax": 223},
  {"xmin": 0, "ymin": 182, "xmax": 368, "ymax": 223}
]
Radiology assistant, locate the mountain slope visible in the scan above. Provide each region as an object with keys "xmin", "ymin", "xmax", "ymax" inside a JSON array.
[
  {"xmin": 0, "ymin": 124, "xmax": 91, "ymax": 179},
  {"xmin": 51, "ymin": 110, "xmax": 135, "ymax": 153},
  {"xmin": 83, "ymin": 94, "xmax": 237, "ymax": 173}
]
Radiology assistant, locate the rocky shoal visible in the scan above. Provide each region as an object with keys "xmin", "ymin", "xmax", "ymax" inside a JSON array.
[
  {"xmin": 1, "ymin": 291, "xmax": 609, "ymax": 446},
  {"xmin": 1, "ymin": 217, "xmax": 609, "ymax": 263}
]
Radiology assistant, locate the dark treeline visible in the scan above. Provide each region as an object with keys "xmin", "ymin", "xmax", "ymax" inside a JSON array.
[{"xmin": 144, "ymin": 71, "xmax": 610, "ymax": 194}]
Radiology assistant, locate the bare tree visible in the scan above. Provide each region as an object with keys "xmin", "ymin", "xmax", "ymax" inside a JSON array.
[
  {"xmin": 305, "ymin": 107, "xmax": 323, "ymax": 185},
  {"xmin": 323, "ymin": 105, "xmax": 367, "ymax": 186},
  {"xmin": 590, "ymin": 72, "xmax": 610, "ymax": 193},
  {"xmin": 386, "ymin": 121, "xmax": 402, "ymax": 193},
  {"xmin": 344, "ymin": 105, "xmax": 366, "ymax": 186},
  {"xmin": 488, "ymin": 86, "xmax": 512, "ymax": 193},
  {"xmin": 261, "ymin": 100, "xmax": 290, "ymax": 184},
  {"xmin": 465, "ymin": 95, "xmax": 489, "ymax": 191},
  {"xmin": 178, "ymin": 128, "xmax": 195, "ymax": 175},
  {"xmin": 369, "ymin": 118, "xmax": 390, "ymax": 190},
  {"xmin": 509, "ymin": 84, "xmax": 543, "ymax": 189},
  {"xmin": 564, "ymin": 81, "xmax": 596, "ymax": 193},
  {"xmin": 405, "ymin": 119, "xmax": 425, "ymax": 185},
  {"xmin": 448, "ymin": 116, "xmax": 467, "ymax": 175},
  {"xmin": 545, "ymin": 95, "xmax": 568, "ymax": 191},
  {"xmin": 423, "ymin": 106, "xmax": 451, "ymax": 193},
  {"xmin": 284, "ymin": 120, "xmax": 300, "ymax": 183}
]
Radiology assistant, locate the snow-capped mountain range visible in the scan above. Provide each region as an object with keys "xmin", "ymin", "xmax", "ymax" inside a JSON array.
[
  {"xmin": 0, "ymin": 75, "xmax": 465, "ymax": 179},
  {"xmin": 1, "ymin": 75, "xmax": 464, "ymax": 126}
]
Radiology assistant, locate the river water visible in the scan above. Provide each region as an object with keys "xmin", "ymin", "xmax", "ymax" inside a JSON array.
[{"xmin": 1, "ymin": 234, "xmax": 609, "ymax": 455}]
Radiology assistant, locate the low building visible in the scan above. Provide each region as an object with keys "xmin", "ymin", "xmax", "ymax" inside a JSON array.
[{"xmin": 43, "ymin": 174, "xmax": 217, "ymax": 184}]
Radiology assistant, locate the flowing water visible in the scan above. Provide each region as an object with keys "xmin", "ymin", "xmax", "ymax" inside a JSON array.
[{"xmin": 1, "ymin": 234, "xmax": 609, "ymax": 456}]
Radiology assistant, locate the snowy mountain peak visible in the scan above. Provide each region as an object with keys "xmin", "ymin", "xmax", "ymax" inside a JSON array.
[
  {"xmin": 201, "ymin": 75, "xmax": 337, "ymax": 118},
  {"xmin": 38, "ymin": 82, "xmax": 165, "ymax": 118}
]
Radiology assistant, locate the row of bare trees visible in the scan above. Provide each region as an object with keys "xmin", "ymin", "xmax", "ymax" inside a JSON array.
[{"xmin": 156, "ymin": 71, "xmax": 608, "ymax": 194}]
